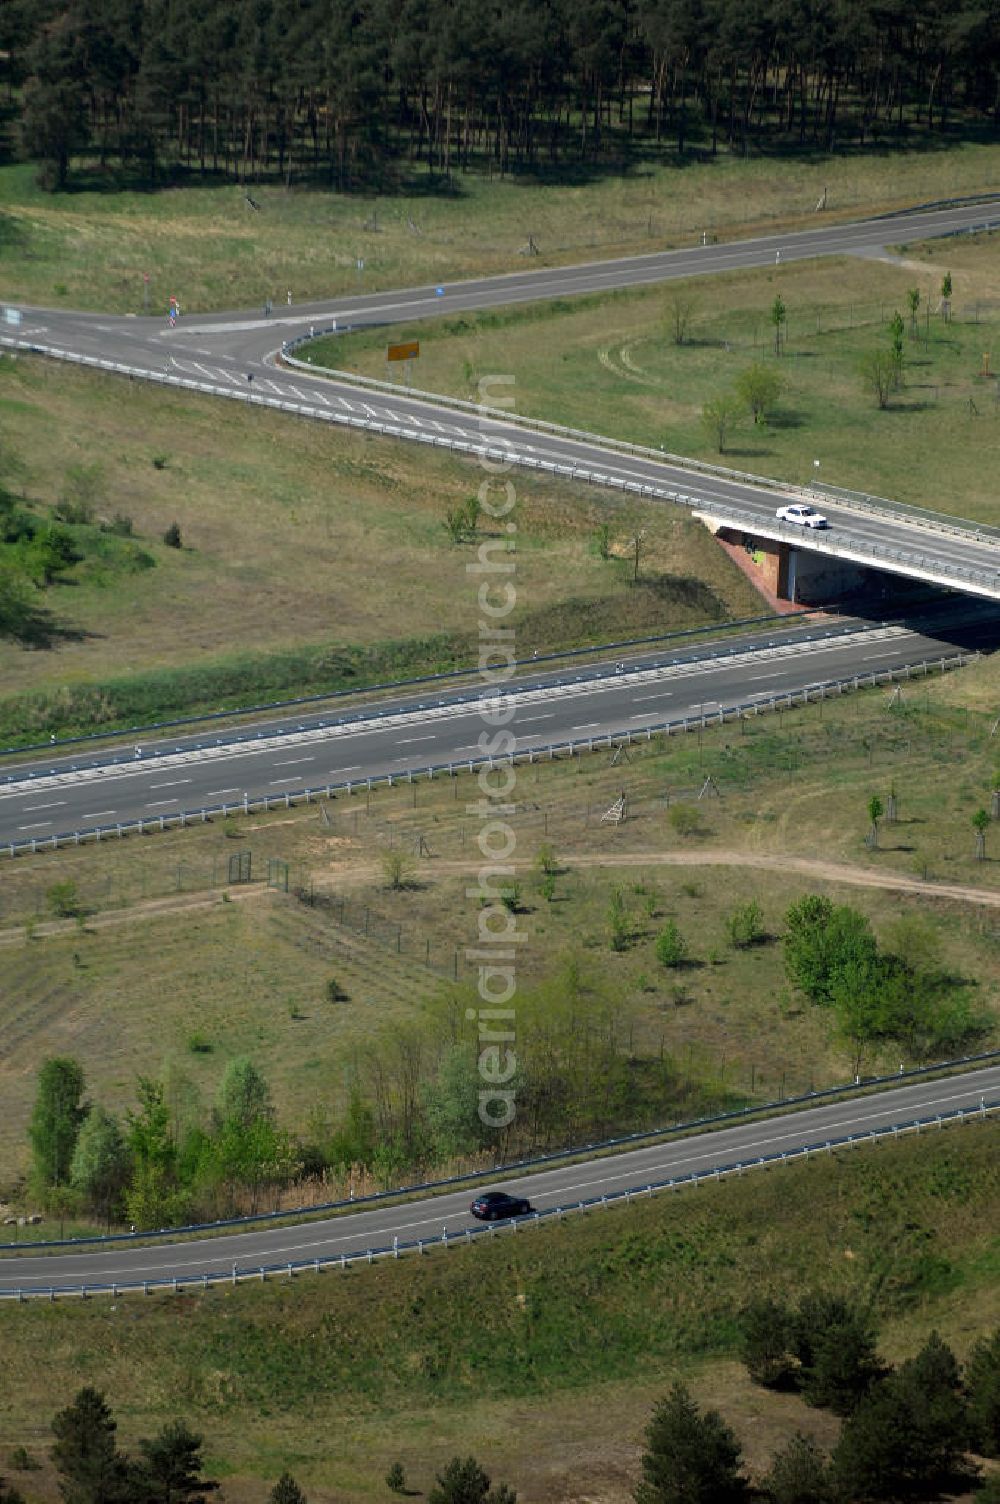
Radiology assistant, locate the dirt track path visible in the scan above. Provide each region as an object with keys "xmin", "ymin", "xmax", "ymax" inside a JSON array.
[{"xmin": 4, "ymin": 847, "xmax": 997, "ymax": 949}]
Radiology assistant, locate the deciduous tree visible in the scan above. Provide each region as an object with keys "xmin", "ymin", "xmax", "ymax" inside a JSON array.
[
  {"xmin": 700, "ymin": 392, "xmax": 741, "ymax": 453},
  {"xmin": 70, "ymin": 1107, "xmax": 130, "ymax": 1227},
  {"xmin": 859, "ymin": 351, "xmax": 893, "ymax": 409},
  {"xmin": 735, "ymin": 363, "xmax": 784, "ymax": 424},
  {"xmin": 29, "ymin": 1057, "xmax": 88, "ymax": 1190}
]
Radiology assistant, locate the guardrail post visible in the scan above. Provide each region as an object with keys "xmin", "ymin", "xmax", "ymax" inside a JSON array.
[
  {"xmin": 393, "ymin": 1236, "xmax": 399, "ymax": 1258},
  {"xmin": 231, "ymin": 1265, "xmax": 237, "ymax": 1286}
]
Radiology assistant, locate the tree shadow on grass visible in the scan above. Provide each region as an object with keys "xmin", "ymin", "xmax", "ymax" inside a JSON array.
[
  {"xmin": 766, "ymin": 408, "xmax": 806, "ymax": 429},
  {"xmin": 1, "ymin": 603, "xmax": 92, "ymax": 650}
]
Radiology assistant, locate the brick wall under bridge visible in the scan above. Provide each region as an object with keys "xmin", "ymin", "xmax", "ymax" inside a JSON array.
[{"xmin": 712, "ymin": 524, "xmax": 879, "ymax": 608}]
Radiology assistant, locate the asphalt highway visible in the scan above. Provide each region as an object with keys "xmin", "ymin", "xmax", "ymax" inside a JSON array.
[
  {"xmin": 1, "ymin": 1067, "xmax": 995, "ymax": 1293},
  {"xmin": 2, "ymin": 606, "xmax": 996, "ymax": 846},
  {"xmin": 3, "ymin": 200, "xmax": 1000, "ymax": 1287},
  {"xmin": 9, "ymin": 198, "xmax": 1000, "ymax": 598}
]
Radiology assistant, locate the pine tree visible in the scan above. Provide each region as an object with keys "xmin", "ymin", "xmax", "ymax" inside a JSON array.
[
  {"xmin": 967, "ymin": 1327, "xmax": 1000, "ymax": 1457},
  {"xmin": 268, "ymin": 1474, "xmax": 307, "ymax": 1504},
  {"xmin": 138, "ymin": 1421, "xmax": 218, "ymax": 1504},
  {"xmin": 762, "ymin": 1433, "xmax": 833, "ymax": 1504},
  {"xmin": 51, "ymin": 1388, "xmax": 134, "ymax": 1504},
  {"xmin": 793, "ymin": 1295, "xmax": 883, "ymax": 1415},
  {"xmin": 833, "ymin": 1336, "xmax": 972, "ymax": 1501},
  {"xmin": 739, "ymin": 1297, "xmax": 794, "ymax": 1388},
  {"xmin": 428, "ymin": 1456, "xmax": 515, "ymax": 1504},
  {"xmin": 635, "ymin": 1383, "xmax": 749, "ymax": 1504}
]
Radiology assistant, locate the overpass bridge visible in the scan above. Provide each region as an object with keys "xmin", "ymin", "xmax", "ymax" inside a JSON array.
[{"xmin": 3, "ymin": 196, "xmax": 1000, "ymax": 604}]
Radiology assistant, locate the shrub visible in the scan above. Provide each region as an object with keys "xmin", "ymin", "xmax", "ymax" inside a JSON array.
[
  {"xmin": 381, "ymin": 849, "xmax": 415, "ymax": 890},
  {"xmin": 120, "ymin": 543, "xmax": 155, "ymax": 572},
  {"xmin": 385, "ymin": 1463, "xmax": 406, "ymax": 1494},
  {"xmin": 668, "ymin": 803, "xmax": 702, "ymax": 838},
  {"xmin": 162, "ymin": 521, "xmax": 182, "ymax": 548},
  {"xmin": 726, "ymin": 900, "xmax": 764, "ymax": 949},
  {"xmin": 57, "ymin": 462, "xmax": 102, "ymax": 523},
  {"xmin": 187, "ymin": 1033, "xmax": 212, "ymax": 1054},
  {"xmin": 101, "ymin": 513, "xmax": 134, "ymax": 537},
  {"xmin": 655, "ymin": 922, "xmax": 687, "ymax": 968},
  {"xmin": 500, "ymin": 882, "xmax": 521, "ymax": 913},
  {"xmin": 326, "ymin": 977, "xmax": 349, "ymax": 1003},
  {"xmin": 46, "ymin": 880, "xmax": 82, "ymax": 919},
  {"xmin": 608, "ymin": 886, "xmax": 630, "ymax": 951},
  {"xmin": 535, "ymin": 842, "xmax": 557, "ymax": 875}
]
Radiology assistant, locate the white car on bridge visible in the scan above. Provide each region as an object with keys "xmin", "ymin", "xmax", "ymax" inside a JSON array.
[{"xmin": 776, "ymin": 502, "xmax": 829, "ymax": 529}]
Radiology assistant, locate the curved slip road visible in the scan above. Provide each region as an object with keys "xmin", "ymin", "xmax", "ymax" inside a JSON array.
[
  {"xmin": 2, "ymin": 605, "xmax": 997, "ymax": 847},
  {"xmin": 6, "ymin": 199, "xmax": 1000, "ymax": 599},
  {"xmin": 2, "ymin": 1067, "xmax": 996, "ymax": 1294}
]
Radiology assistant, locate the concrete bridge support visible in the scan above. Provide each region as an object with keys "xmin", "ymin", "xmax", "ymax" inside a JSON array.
[{"xmin": 707, "ymin": 522, "xmax": 875, "ymax": 607}]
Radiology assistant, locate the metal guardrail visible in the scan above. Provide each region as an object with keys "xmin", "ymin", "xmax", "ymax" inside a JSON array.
[
  {"xmin": 0, "ymin": 609, "xmax": 830, "ymax": 762},
  {"xmin": 4, "ymin": 1047, "xmax": 997, "ymax": 1253},
  {"xmin": 4, "ymin": 334, "xmax": 1000, "ymax": 602},
  {"xmin": 2, "ymin": 1100, "xmax": 994, "ymax": 1300},
  {"xmin": 0, "ymin": 649, "xmax": 979, "ymax": 858},
  {"xmin": 280, "ymin": 332, "xmax": 1000, "ymax": 547},
  {"xmin": 0, "ymin": 619, "xmax": 904, "ymax": 788}
]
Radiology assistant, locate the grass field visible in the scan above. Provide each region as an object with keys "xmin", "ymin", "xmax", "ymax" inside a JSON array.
[
  {"xmin": 0, "ymin": 1123, "xmax": 996, "ymax": 1502},
  {"xmin": 2, "ymin": 661, "xmax": 1000, "ymax": 1177},
  {"xmin": 307, "ymin": 232, "xmax": 1000, "ymax": 525},
  {"xmin": 2, "ymin": 145, "xmax": 1000, "ymax": 314},
  {"xmin": 0, "ymin": 355, "xmax": 761, "ymax": 740}
]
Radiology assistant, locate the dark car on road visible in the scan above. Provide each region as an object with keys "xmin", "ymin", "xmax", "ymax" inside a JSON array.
[{"xmin": 470, "ymin": 1190, "xmax": 533, "ymax": 1221}]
